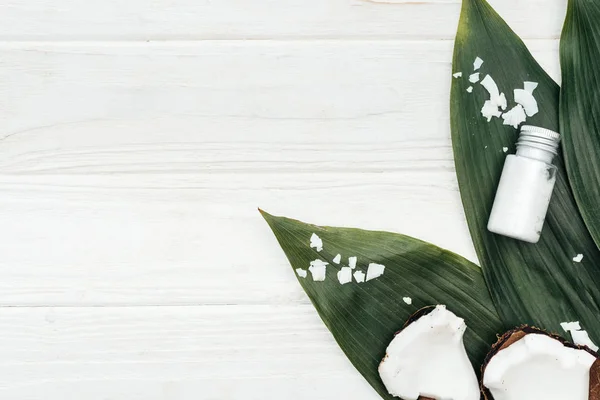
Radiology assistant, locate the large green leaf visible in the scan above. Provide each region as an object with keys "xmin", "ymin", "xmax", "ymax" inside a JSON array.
[
  {"xmin": 260, "ymin": 210, "xmax": 503, "ymax": 399},
  {"xmin": 560, "ymin": 0, "xmax": 600, "ymax": 249},
  {"xmin": 451, "ymin": 0, "xmax": 600, "ymax": 339}
]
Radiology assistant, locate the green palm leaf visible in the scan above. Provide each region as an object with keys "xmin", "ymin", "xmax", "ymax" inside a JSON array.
[
  {"xmin": 560, "ymin": 0, "xmax": 600, "ymax": 249},
  {"xmin": 451, "ymin": 0, "xmax": 600, "ymax": 339},
  {"xmin": 260, "ymin": 210, "xmax": 503, "ymax": 399}
]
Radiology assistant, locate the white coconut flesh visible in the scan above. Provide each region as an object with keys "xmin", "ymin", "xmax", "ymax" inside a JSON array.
[
  {"xmin": 378, "ymin": 305, "xmax": 480, "ymax": 400},
  {"xmin": 483, "ymin": 333, "xmax": 596, "ymax": 400}
]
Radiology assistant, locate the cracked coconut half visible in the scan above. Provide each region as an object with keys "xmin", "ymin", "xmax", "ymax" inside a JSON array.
[
  {"xmin": 378, "ymin": 305, "xmax": 480, "ymax": 400},
  {"xmin": 482, "ymin": 327, "xmax": 600, "ymax": 400}
]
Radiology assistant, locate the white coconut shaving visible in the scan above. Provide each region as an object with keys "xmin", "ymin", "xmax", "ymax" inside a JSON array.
[
  {"xmin": 479, "ymin": 75, "xmax": 506, "ymax": 120},
  {"xmin": 333, "ymin": 254, "xmax": 341, "ymax": 264},
  {"xmin": 296, "ymin": 268, "xmax": 307, "ymax": 278},
  {"xmin": 503, "ymin": 147, "xmax": 509, "ymax": 153},
  {"xmin": 337, "ymin": 267, "xmax": 353, "ymax": 285},
  {"xmin": 469, "ymin": 73, "xmax": 480, "ymax": 83},
  {"xmin": 502, "ymin": 104, "xmax": 527, "ymax": 128},
  {"xmin": 524, "ymin": 81, "xmax": 539, "ymax": 94},
  {"xmin": 560, "ymin": 321, "xmax": 599, "ymax": 351},
  {"xmin": 379, "ymin": 305, "xmax": 480, "ymax": 400},
  {"xmin": 483, "ymin": 333, "xmax": 596, "ymax": 400},
  {"xmin": 561, "ymin": 321, "xmax": 582, "ymax": 332},
  {"xmin": 403, "ymin": 297, "xmax": 412, "ymax": 305},
  {"xmin": 310, "ymin": 233, "xmax": 323, "ymax": 252},
  {"xmin": 366, "ymin": 263, "xmax": 385, "ymax": 281},
  {"xmin": 348, "ymin": 256, "xmax": 357, "ymax": 269},
  {"xmin": 466, "ymin": 86, "xmax": 473, "ymax": 93},
  {"xmin": 571, "ymin": 330, "xmax": 599, "ymax": 352},
  {"xmin": 308, "ymin": 259, "xmax": 328, "ymax": 281},
  {"xmin": 353, "ymin": 270, "xmax": 365, "ymax": 283},
  {"xmin": 573, "ymin": 254, "xmax": 584, "ymax": 263},
  {"xmin": 481, "ymin": 100, "xmax": 503, "ymax": 122},
  {"xmin": 481, "ymin": 75, "xmax": 500, "ymax": 99},
  {"xmin": 453, "ymin": 72, "xmax": 463, "ymax": 78},
  {"xmin": 473, "ymin": 57, "xmax": 484, "ymax": 71},
  {"xmin": 514, "ymin": 89, "xmax": 539, "ymax": 117}
]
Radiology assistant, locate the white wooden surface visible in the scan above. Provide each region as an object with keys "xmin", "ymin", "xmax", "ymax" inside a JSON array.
[{"xmin": 0, "ymin": 1, "xmax": 563, "ymax": 398}]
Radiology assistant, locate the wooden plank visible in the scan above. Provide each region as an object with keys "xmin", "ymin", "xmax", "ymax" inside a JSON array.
[
  {"xmin": 0, "ymin": 0, "xmax": 567, "ymax": 41},
  {"xmin": 0, "ymin": 40, "xmax": 559, "ymax": 306},
  {"xmin": 0, "ymin": 305, "xmax": 381, "ymax": 399}
]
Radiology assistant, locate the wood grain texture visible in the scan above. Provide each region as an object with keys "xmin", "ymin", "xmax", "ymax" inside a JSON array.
[
  {"xmin": 0, "ymin": 305, "xmax": 382, "ymax": 400},
  {"xmin": 0, "ymin": 0, "xmax": 566, "ymax": 41},
  {"xmin": 0, "ymin": 40, "xmax": 559, "ymax": 306}
]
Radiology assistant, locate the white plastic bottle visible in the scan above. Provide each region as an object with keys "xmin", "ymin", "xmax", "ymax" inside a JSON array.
[{"xmin": 487, "ymin": 125, "xmax": 561, "ymax": 244}]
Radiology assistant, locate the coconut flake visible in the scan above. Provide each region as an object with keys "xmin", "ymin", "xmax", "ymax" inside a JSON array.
[
  {"xmin": 366, "ymin": 263, "xmax": 385, "ymax": 281},
  {"xmin": 561, "ymin": 321, "xmax": 582, "ymax": 332},
  {"xmin": 479, "ymin": 75, "xmax": 506, "ymax": 118},
  {"xmin": 333, "ymin": 254, "xmax": 341, "ymax": 264},
  {"xmin": 403, "ymin": 297, "xmax": 412, "ymax": 305},
  {"xmin": 379, "ymin": 305, "xmax": 479, "ymax": 400},
  {"xmin": 498, "ymin": 92, "xmax": 508, "ymax": 110},
  {"xmin": 308, "ymin": 259, "xmax": 328, "ymax": 281},
  {"xmin": 571, "ymin": 330, "xmax": 599, "ymax": 352},
  {"xmin": 503, "ymin": 147, "xmax": 509, "ymax": 153},
  {"xmin": 481, "ymin": 75, "xmax": 500, "ymax": 99},
  {"xmin": 310, "ymin": 233, "xmax": 323, "ymax": 252},
  {"xmin": 469, "ymin": 73, "xmax": 480, "ymax": 83},
  {"xmin": 337, "ymin": 267, "xmax": 353, "ymax": 285},
  {"xmin": 481, "ymin": 100, "xmax": 503, "ymax": 122},
  {"xmin": 483, "ymin": 333, "xmax": 596, "ymax": 400},
  {"xmin": 353, "ymin": 270, "xmax": 365, "ymax": 283},
  {"xmin": 295, "ymin": 268, "xmax": 307, "ymax": 278},
  {"xmin": 573, "ymin": 254, "xmax": 584, "ymax": 263},
  {"xmin": 524, "ymin": 81, "xmax": 539, "ymax": 94},
  {"xmin": 466, "ymin": 86, "xmax": 473, "ymax": 93},
  {"xmin": 348, "ymin": 256, "xmax": 357, "ymax": 269},
  {"xmin": 502, "ymin": 104, "xmax": 527, "ymax": 128},
  {"xmin": 473, "ymin": 57, "xmax": 484, "ymax": 71},
  {"xmin": 514, "ymin": 88, "xmax": 539, "ymax": 117},
  {"xmin": 453, "ymin": 72, "xmax": 463, "ymax": 78}
]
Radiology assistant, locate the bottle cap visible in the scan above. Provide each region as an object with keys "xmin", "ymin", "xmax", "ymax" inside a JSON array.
[{"xmin": 518, "ymin": 125, "xmax": 561, "ymax": 155}]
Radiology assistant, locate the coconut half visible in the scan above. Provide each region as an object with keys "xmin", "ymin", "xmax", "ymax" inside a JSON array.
[
  {"xmin": 378, "ymin": 305, "xmax": 480, "ymax": 400},
  {"xmin": 482, "ymin": 327, "xmax": 600, "ymax": 400}
]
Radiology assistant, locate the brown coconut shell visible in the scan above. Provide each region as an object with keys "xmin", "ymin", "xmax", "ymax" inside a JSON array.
[{"xmin": 481, "ymin": 325, "xmax": 600, "ymax": 400}]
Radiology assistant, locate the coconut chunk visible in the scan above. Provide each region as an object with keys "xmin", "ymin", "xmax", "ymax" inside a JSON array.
[
  {"xmin": 502, "ymin": 105, "xmax": 527, "ymax": 128},
  {"xmin": 379, "ymin": 305, "xmax": 479, "ymax": 400},
  {"xmin": 348, "ymin": 256, "xmax": 357, "ymax": 269},
  {"xmin": 453, "ymin": 72, "xmax": 463, "ymax": 78},
  {"xmin": 366, "ymin": 263, "xmax": 385, "ymax": 281},
  {"xmin": 573, "ymin": 254, "xmax": 584, "ymax": 263},
  {"xmin": 473, "ymin": 57, "xmax": 484, "ymax": 71},
  {"xmin": 503, "ymin": 147, "xmax": 509, "ymax": 153},
  {"xmin": 353, "ymin": 270, "xmax": 365, "ymax": 283},
  {"xmin": 308, "ymin": 259, "xmax": 328, "ymax": 281},
  {"xmin": 571, "ymin": 330, "xmax": 599, "ymax": 352},
  {"xmin": 403, "ymin": 297, "xmax": 412, "ymax": 305},
  {"xmin": 514, "ymin": 89, "xmax": 539, "ymax": 117},
  {"xmin": 466, "ymin": 86, "xmax": 473, "ymax": 93},
  {"xmin": 333, "ymin": 254, "xmax": 341, "ymax": 264},
  {"xmin": 310, "ymin": 233, "xmax": 323, "ymax": 252},
  {"xmin": 561, "ymin": 321, "xmax": 582, "ymax": 332},
  {"xmin": 483, "ymin": 333, "xmax": 596, "ymax": 400},
  {"xmin": 481, "ymin": 100, "xmax": 503, "ymax": 122},
  {"xmin": 469, "ymin": 73, "xmax": 480, "ymax": 83},
  {"xmin": 296, "ymin": 268, "xmax": 307, "ymax": 278},
  {"xmin": 337, "ymin": 267, "xmax": 353, "ymax": 285},
  {"xmin": 524, "ymin": 81, "xmax": 539, "ymax": 94}
]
